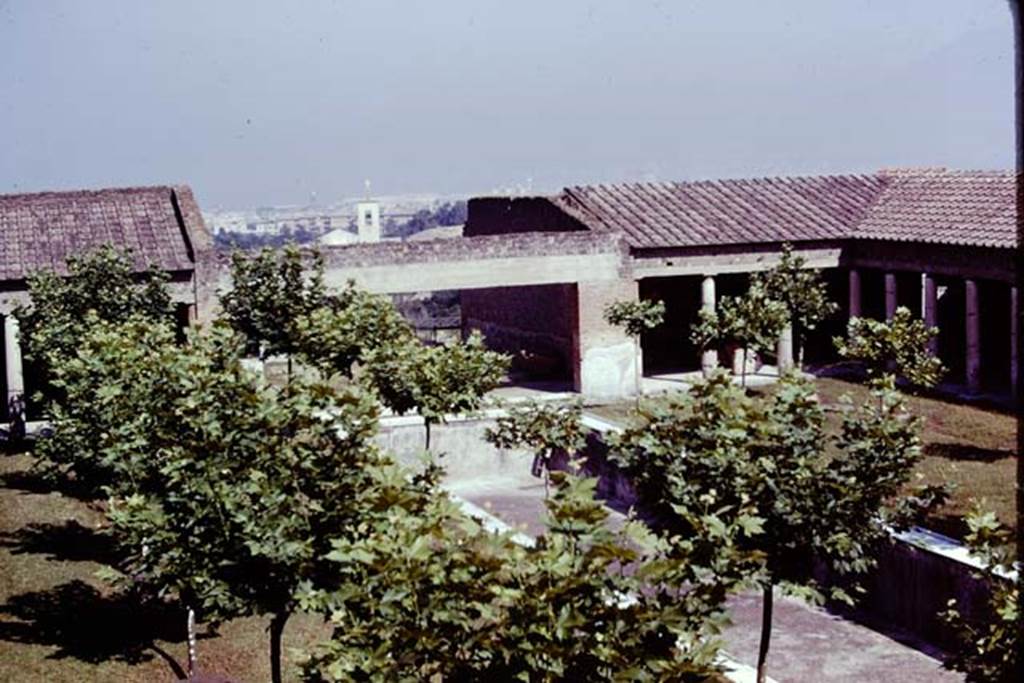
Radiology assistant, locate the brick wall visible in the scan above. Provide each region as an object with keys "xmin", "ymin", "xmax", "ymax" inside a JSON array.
[
  {"xmin": 465, "ymin": 196, "xmax": 589, "ymax": 237},
  {"xmin": 462, "ymin": 284, "xmax": 577, "ymax": 379}
]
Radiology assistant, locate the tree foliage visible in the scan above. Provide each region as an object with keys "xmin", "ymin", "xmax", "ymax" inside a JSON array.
[
  {"xmin": 941, "ymin": 508, "xmax": 1019, "ymax": 683},
  {"xmin": 220, "ymin": 244, "xmax": 326, "ymax": 360},
  {"xmin": 602, "ymin": 299, "xmax": 666, "ymax": 339},
  {"xmin": 609, "ymin": 370, "xmax": 928, "ymax": 681},
  {"xmin": 294, "ymin": 282, "xmax": 416, "ymax": 379},
  {"xmin": 690, "ymin": 282, "xmax": 788, "ymax": 385},
  {"xmin": 301, "ymin": 470, "xmax": 750, "ymax": 682},
  {"xmin": 39, "ymin": 309, "xmax": 449, "ymax": 682},
  {"xmin": 754, "ymin": 244, "xmax": 837, "ymax": 335},
  {"xmin": 486, "ymin": 401, "xmax": 588, "ymax": 482},
  {"xmin": 834, "ymin": 306, "xmax": 944, "ymax": 388},
  {"xmin": 360, "ymin": 330, "xmax": 509, "ymax": 448},
  {"xmin": 13, "ymin": 245, "xmax": 173, "ymax": 408}
]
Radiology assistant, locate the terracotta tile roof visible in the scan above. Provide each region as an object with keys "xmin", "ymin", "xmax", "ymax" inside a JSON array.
[
  {"xmin": 552, "ymin": 169, "xmax": 1018, "ymax": 250},
  {"xmin": 554, "ymin": 174, "xmax": 890, "ymax": 249},
  {"xmin": 0, "ymin": 185, "xmax": 210, "ymax": 282},
  {"xmin": 855, "ymin": 169, "xmax": 1017, "ymax": 249}
]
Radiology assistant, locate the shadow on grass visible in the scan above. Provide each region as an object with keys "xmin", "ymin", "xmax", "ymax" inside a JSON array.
[
  {"xmin": 0, "ymin": 466, "xmax": 103, "ymax": 503},
  {"xmin": 923, "ymin": 442, "xmax": 1014, "ymax": 464},
  {"xmin": 0, "ymin": 580, "xmax": 187, "ymax": 677},
  {"xmin": 0, "ymin": 520, "xmax": 120, "ymax": 565}
]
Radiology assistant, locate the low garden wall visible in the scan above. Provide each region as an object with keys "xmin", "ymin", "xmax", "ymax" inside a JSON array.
[{"xmin": 378, "ymin": 411, "xmax": 1004, "ymax": 654}]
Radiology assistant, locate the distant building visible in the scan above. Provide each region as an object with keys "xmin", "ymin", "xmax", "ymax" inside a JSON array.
[
  {"xmin": 356, "ymin": 200, "xmax": 381, "ymax": 243},
  {"xmin": 319, "ymin": 226, "xmax": 360, "ymax": 246}
]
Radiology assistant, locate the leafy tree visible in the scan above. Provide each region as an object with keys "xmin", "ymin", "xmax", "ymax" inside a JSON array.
[
  {"xmin": 32, "ymin": 313, "xmax": 179, "ymax": 497},
  {"xmin": 603, "ymin": 299, "xmax": 666, "ymax": 406},
  {"xmin": 293, "ymin": 282, "xmax": 416, "ymax": 379},
  {"xmin": 834, "ymin": 306, "xmax": 944, "ymax": 389},
  {"xmin": 942, "ymin": 508, "xmax": 1019, "ymax": 682},
  {"xmin": 753, "ymin": 243, "xmax": 838, "ymax": 368},
  {"xmin": 610, "ymin": 370, "xmax": 928, "ymax": 683},
  {"xmin": 485, "ymin": 400, "xmax": 587, "ymax": 493},
  {"xmin": 220, "ymin": 244, "xmax": 326, "ymax": 378},
  {"xmin": 57, "ymin": 314, "xmax": 435, "ymax": 683},
  {"xmin": 301, "ymin": 470, "xmax": 755, "ymax": 681},
  {"xmin": 361, "ymin": 330, "xmax": 509, "ymax": 449},
  {"xmin": 690, "ymin": 282, "xmax": 788, "ymax": 386},
  {"xmin": 12, "ymin": 245, "xmax": 172, "ymax": 410}
]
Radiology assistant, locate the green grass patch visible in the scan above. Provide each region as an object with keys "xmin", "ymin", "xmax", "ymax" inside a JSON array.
[
  {"xmin": 0, "ymin": 452, "xmax": 327, "ymax": 682},
  {"xmin": 588, "ymin": 376, "xmax": 1017, "ymax": 541}
]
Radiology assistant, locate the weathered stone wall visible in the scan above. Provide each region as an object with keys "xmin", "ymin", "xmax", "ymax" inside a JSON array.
[
  {"xmin": 462, "ymin": 284, "xmax": 576, "ymax": 379},
  {"xmin": 464, "ymin": 196, "xmax": 589, "ymax": 237},
  {"xmin": 320, "ymin": 231, "xmax": 620, "ymax": 269},
  {"xmin": 575, "ymin": 279, "xmax": 639, "ymax": 398}
]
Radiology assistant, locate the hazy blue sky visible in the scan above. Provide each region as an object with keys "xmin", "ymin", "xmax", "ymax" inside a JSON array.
[{"xmin": 0, "ymin": 1, "xmax": 1015, "ymax": 209}]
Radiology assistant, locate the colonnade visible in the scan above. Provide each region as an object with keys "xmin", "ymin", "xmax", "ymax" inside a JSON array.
[{"xmin": 848, "ymin": 268, "xmax": 1018, "ymax": 395}]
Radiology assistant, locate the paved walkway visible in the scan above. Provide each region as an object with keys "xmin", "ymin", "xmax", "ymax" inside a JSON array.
[{"xmin": 449, "ymin": 472, "xmax": 962, "ymax": 683}]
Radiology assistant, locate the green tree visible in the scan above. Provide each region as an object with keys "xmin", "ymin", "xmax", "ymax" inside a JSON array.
[
  {"xmin": 293, "ymin": 282, "xmax": 416, "ymax": 379},
  {"xmin": 603, "ymin": 299, "xmax": 666, "ymax": 406},
  {"xmin": 12, "ymin": 245, "xmax": 172, "ymax": 411},
  {"xmin": 834, "ymin": 306, "xmax": 944, "ymax": 389},
  {"xmin": 485, "ymin": 400, "xmax": 588, "ymax": 494},
  {"xmin": 301, "ymin": 469, "xmax": 755, "ymax": 681},
  {"xmin": 361, "ymin": 330, "xmax": 509, "ymax": 449},
  {"xmin": 58, "ymin": 315, "xmax": 434, "ymax": 683},
  {"xmin": 220, "ymin": 244, "xmax": 326, "ymax": 379},
  {"xmin": 610, "ymin": 370, "xmax": 928, "ymax": 683},
  {"xmin": 941, "ymin": 508, "xmax": 1019, "ymax": 682},
  {"xmin": 754, "ymin": 243, "xmax": 838, "ymax": 368},
  {"xmin": 690, "ymin": 282, "xmax": 788, "ymax": 386}
]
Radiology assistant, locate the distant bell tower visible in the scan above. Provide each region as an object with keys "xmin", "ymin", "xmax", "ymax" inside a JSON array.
[{"xmin": 356, "ymin": 179, "xmax": 380, "ymax": 243}]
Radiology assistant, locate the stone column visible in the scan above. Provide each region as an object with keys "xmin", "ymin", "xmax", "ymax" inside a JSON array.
[
  {"xmin": 700, "ymin": 275, "xmax": 718, "ymax": 375},
  {"xmin": 4, "ymin": 314, "xmax": 25, "ymax": 420},
  {"xmin": 965, "ymin": 279, "xmax": 981, "ymax": 392},
  {"xmin": 1011, "ymin": 285, "xmax": 1018, "ymax": 397},
  {"xmin": 922, "ymin": 273, "xmax": 938, "ymax": 356},
  {"xmin": 572, "ymin": 279, "xmax": 638, "ymax": 400},
  {"xmin": 848, "ymin": 269, "xmax": 861, "ymax": 319},
  {"xmin": 776, "ymin": 321, "xmax": 794, "ymax": 373},
  {"xmin": 884, "ymin": 272, "xmax": 897, "ymax": 320}
]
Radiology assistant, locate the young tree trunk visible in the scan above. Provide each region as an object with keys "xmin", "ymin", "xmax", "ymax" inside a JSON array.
[
  {"xmin": 269, "ymin": 611, "xmax": 290, "ymax": 683},
  {"xmin": 634, "ymin": 336, "xmax": 642, "ymax": 410},
  {"xmin": 424, "ymin": 419, "xmax": 432, "ymax": 451},
  {"xmin": 757, "ymin": 583, "xmax": 774, "ymax": 683},
  {"xmin": 186, "ymin": 606, "xmax": 197, "ymax": 680},
  {"xmin": 286, "ymin": 355, "xmax": 293, "ymax": 386},
  {"xmin": 742, "ymin": 347, "xmax": 749, "ymax": 388}
]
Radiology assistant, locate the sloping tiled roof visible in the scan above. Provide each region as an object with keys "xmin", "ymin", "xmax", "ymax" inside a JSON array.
[
  {"xmin": 0, "ymin": 185, "xmax": 210, "ymax": 282},
  {"xmin": 854, "ymin": 169, "xmax": 1016, "ymax": 249},
  {"xmin": 552, "ymin": 169, "xmax": 1017, "ymax": 250},
  {"xmin": 554, "ymin": 174, "xmax": 890, "ymax": 249}
]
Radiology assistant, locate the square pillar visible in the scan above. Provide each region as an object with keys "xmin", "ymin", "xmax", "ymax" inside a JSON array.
[
  {"xmin": 965, "ymin": 279, "xmax": 981, "ymax": 392},
  {"xmin": 572, "ymin": 279, "xmax": 638, "ymax": 400},
  {"xmin": 700, "ymin": 275, "xmax": 718, "ymax": 374},
  {"xmin": 884, "ymin": 272, "xmax": 897, "ymax": 320},
  {"xmin": 922, "ymin": 274, "xmax": 938, "ymax": 356},
  {"xmin": 848, "ymin": 269, "xmax": 861, "ymax": 319},
  {"xmin": 4, "ymin": 314, "xmax": 25, "ymax": 422}
]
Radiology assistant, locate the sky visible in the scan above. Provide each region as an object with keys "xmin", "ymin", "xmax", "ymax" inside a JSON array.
[{"xmin": 0, "ymin": 1, "xmax": 1016, "ymax": 209}]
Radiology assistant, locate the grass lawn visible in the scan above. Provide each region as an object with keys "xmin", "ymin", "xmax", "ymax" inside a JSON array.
[
  {"xmin": 0, "ymin": 452, "xmax": 328, "ymax": 683},
  {"xmin": 588, "ymin": 376, "xmax": 1017, "ymax": 541}
]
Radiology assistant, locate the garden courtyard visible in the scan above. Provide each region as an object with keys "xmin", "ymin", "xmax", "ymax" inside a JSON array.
[{"xmin": 1, "ymin": 370, "xmax": 1010, "ymax": 681}]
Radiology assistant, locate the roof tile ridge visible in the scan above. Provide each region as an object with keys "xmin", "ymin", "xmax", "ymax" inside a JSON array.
[{"xmin": 0, "ymin": 184, "xmax": 177, "ymax": 202}]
